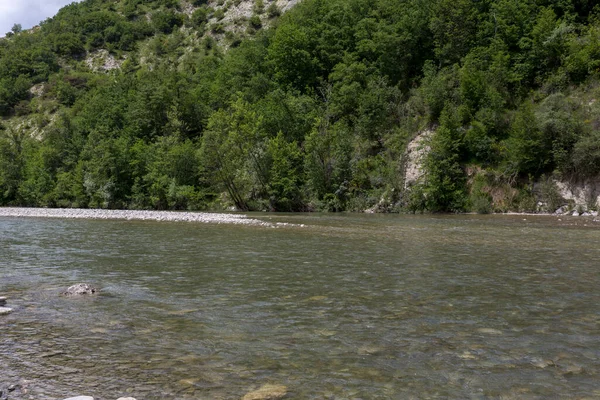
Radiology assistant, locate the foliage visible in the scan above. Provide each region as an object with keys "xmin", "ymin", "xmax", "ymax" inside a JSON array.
[
  {"xmin": 413, "ymin": 106, "xmax": 467, "ymax": 212},
  {"xmin": 0, "ymin": 0, "xmax": 599, "ymax": 212}
]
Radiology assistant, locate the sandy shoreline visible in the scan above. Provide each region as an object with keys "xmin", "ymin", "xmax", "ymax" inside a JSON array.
[{"xmin": 0, "ymin": 207, "xmax": 272, "ymax": 226}]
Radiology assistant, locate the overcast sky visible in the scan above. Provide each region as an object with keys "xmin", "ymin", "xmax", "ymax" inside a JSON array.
[{"xmin": 0, "ymin": 0, "xmax": 81, "ymax": 36}]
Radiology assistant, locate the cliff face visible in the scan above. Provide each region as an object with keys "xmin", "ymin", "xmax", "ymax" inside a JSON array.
[
  {"xmin": 403, "ymin": 130, "xmax": 432, "ymax": 191},
  {"xmin": 553, "ymin": 179, "xmax": 600, "ymax": 212}
]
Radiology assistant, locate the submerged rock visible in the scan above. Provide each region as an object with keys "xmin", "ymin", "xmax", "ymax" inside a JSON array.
[
  {"xmin": 242, "ymin": 384, "xmax": 288, "ymax": 400},
  {"xmin": 63, "ymin": 397, "xmax": 94, "ymax": 400},
  {"xmin": 0, "ymin": 307, "xmax": 12, "ymax": 315},
  {"xmin": 561, "ymin": 364, "xmax": 584, "ymax": 376},
  {"xmin": 62, "ymin": 283, "xmax": 97, "ymax": 296},
  {"xmin": 0, "ymin": 296, "xmax": 6, "ymax": 306}
]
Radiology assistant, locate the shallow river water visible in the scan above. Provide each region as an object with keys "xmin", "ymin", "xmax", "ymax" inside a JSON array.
[{"xmin": 1, "ymin": 213, "xmax": 600, "ymax": 399}]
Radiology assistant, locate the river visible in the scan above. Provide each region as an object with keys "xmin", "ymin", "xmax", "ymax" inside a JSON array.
[{"xmin": 1, "ymin": 213, "xmax": 599, "ymax": 399}]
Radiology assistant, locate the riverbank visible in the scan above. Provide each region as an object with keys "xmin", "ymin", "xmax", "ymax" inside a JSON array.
[{"xmin": 0, "ymin": 207, "xmax": 271, "ymax": 226}]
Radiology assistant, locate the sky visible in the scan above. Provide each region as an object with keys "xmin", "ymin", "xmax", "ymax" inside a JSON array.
[{"xmin": 0, "ymin": 0, "xmax": 81, "ymax": 36}]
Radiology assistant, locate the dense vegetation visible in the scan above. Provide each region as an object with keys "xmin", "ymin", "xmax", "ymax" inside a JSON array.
[{"xmin": 0, "ymin": 0, "xmax": 599, "ymax": 212}]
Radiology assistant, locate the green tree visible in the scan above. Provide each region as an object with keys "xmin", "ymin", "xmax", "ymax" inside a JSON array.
[
  {"xmin": 0, "ymin": 126, "xmax": 27, "ymax": 204},
  {"xmin": 502, "ymin": 101, "xmax": 547, "ymax": 178},
  {"xmin": 267, "ymin": 132, "xmax": 304, "ymax": 211},
  {"xmin": 416, "ymin": 106, "xmax": 467, "ymax": 212},
  {"xmin": 430, "ymin": 0, "xmax": 479, "ymax": 65}
]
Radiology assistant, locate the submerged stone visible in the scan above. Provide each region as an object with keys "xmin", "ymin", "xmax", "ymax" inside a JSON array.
[
  {"xmin": 63, "ymin": 397, "xmax": 94, "ymax": 400},
  {"xmin": 0, "ymin": 296, "xmax": 6, "ymax": 306},
  {"xmin": 562, "ymin": 364, "xmax": 584, "ymax": 376},
  {"xmin": 242, "ymin": 384, "xmax": 288, "ymax": 400},
  {"xmin": 62, "ymin": 283, "xmax": 97, "ymax": 296},
  {"xmin": 477, "ymin": 328, "xmax": 503, "ymax": 335},
  {"xmin": 0, "ymin": 307, "xmax": 12, "ymax": 315}
]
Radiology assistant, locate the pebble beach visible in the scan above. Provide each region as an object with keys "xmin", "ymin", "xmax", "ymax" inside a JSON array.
[{"xmin": 0, "ymin": 207, "xmax": 271, "ymax": 226}]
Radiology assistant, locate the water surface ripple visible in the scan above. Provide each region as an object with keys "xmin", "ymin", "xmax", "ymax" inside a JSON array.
[{"xmin": 1, "ymin": 214, "xmax": 599, "ymax": 399}]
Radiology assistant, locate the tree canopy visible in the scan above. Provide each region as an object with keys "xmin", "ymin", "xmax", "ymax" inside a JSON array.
[{"xmin": 0, "ymin": 0, "xmax": 599, "ymax": 212}]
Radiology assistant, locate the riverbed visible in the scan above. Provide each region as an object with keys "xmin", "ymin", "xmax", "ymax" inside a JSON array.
[{"xmin": 1, "ymin": 212, "xmax": 599, "ymax": 399}]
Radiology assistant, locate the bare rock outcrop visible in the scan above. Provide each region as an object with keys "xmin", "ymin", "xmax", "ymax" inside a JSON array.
[
  {"xmin": 403, "ymin": 130, "xmax": 433, "ymax": 190},
  {"xmin": 62, "ymin": 283, "xmax": 98, "ymax": 296},
  {"xmin": 554, "ymin": 178, "xmax": 600, "ymax": 210}
]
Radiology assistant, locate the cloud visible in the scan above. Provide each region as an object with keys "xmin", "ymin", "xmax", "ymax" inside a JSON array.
[{"xmin": 0, "ymin": 0, "xmax": 81, "ymax": 35}]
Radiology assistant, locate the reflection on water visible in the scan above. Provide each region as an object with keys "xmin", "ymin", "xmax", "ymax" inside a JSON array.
[{"xmin": 1, "ymin": 214, "xmax": 600, "ymax": 399}]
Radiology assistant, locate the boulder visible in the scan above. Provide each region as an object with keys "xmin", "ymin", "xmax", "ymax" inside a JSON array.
[
  {"xmin": 242, "ymin": 384, "xmax": 288, "ymax": 400},
  {"xmin": 62, "ymin": 284, "xmax": 97, "ymax": 296},
  {"xmin": 554, "ymin": 206, "xmax": 567, "ymax": 215},
  {"xmin": 0, "ymin": 307, "xmax": 12, "ymax": 315},
  {"xmin": 0, "ymin": 297, "xmax": 6, "ymax": 306}
]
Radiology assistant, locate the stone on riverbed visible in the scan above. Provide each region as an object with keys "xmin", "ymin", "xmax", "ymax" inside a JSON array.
[
  {"xmin": 0, "ymin": 296, "xmax": 6, "ymax": 306},
  {"xmin": 62, "ymin": 283, "xmax": 97, "ymax": 296},
  {"xmin": 63, "ymin": 397, "xmax": 94, "ymax": 400},
  {"xmin": 0, "ymin": 307, "xmax": 12, "ymax": 315},
  {"xmin": 242, "ymin": 384, "xmax": 288, "ymax": 400}
]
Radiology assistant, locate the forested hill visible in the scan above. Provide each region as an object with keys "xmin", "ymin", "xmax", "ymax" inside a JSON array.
[{"xmin": 0, "ymin": 0, "xmax": 599, "ymax": 213}]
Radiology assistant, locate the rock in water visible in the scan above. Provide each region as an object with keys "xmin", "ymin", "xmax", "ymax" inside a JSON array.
[
  {"xmin": 0, "ymin": 307, "xmax": 12, "ymax": 315},
  {"xmin": 63, "ymin": 397, "xmax": 94, "ymax": 400},
  {"xmin": 62, "ymin": 283, "xmax": 97, "ymax": 296},
  {"xmin": 0, "ymin": 297, "xmax": 6, "ymax": 306},
  {"xmin": 242, "ymin": 384, "xmax": 288, "ymax": 400}
]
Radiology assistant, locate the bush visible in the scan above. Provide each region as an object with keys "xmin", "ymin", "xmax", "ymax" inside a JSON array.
[
  {"xmin": 267, "ymin": 3, "xmax": 281, "ymax": 18},
  {"xmin": 421, "ymin": 106, "xmax": 467, "ymax": 212},
  {"xmin": 468, "ymin": 172, "xmax": 492, "ymax": 214},
  {"xmin": 253, "ymin": 0, "xmax": 264, "ymax": 14},
  {"xmin": 537, "ymin": 175, "xmax": 564, "ymax": 212},
  {"xmin": 249, "ymin": 15, "xmax": 262, "ymax": 29},
  {"xmin": 571, "ymin": 130, "xmax": 600, "ymax": 177},
  {"xmin": 152, "ymin": 11, "xmax": 184, "ymax": 34},
  {"xmin": 191, "ymin": 7, "xmax": 208, "ymax": 27},
  {"xmin": 214, "ymin": 8, "xmax": 225, "ymax": 21}
]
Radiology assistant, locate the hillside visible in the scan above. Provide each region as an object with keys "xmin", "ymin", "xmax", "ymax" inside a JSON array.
[{"xmin": 0, "ymin": 0, "xmax": 599, "ymax": 213}]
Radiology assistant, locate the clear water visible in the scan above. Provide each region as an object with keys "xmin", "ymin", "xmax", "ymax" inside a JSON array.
[{"xmin": 1, "ymin": 214, "xmax": 600, "ymax": 399}]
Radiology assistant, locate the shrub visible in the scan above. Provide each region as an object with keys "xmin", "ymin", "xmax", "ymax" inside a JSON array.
[
  {"xmin": 249, "ymin": 15, "xmax": 262, "ymax": 29},
  {"xmin": 267, "ymin": 3, "xmax": 281, "ymax": 18}
]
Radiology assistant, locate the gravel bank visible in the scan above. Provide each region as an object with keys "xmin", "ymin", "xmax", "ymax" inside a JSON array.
[{"xmin": 0, "ymin": 208, "xmax": 272, "ymax": 226}]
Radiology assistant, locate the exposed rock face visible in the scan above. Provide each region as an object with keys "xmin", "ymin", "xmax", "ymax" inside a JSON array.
[
  {"xmin": 62, "ymin": 283, "xmax": 97, "ymax": 296},
  {"xmin": 210, "ymin": 0, "xmax": 301, "ymax": 26},
  {"xmin": 85, "ymin": 49, "xmax": 124, "ymax": 73},
  {"xmin": 403, "ymin": 130, "xmax": 433, "ymax": 190},
  {"xmin": 29, "ymin": 83, "xmax": 45, "ymax": 97},
  {"xmin": 554, "ymin": 178, "xmax": 600, "ymax": 210},
  {"xmin": 242, "ymin": 384, "xmax": 288, "ymax": 400}
]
